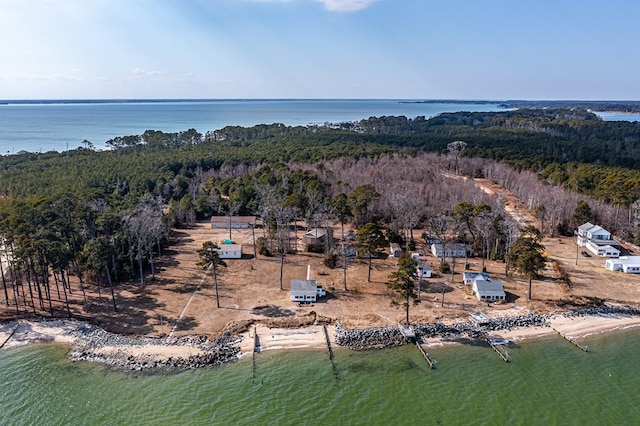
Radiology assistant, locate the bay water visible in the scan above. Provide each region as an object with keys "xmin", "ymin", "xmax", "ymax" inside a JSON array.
[
  {"xmin": 0, "ymin": 99, "xmax": 502, "ymax": 154},
  {"xmin": 2, "ymin": 329, "xmax": 640, "ymax": 425}
]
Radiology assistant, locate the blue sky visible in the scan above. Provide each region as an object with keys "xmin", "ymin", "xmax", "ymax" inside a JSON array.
[{"xmin": 1, "ymin": 0, "xmax": 638, "ymax": 100}]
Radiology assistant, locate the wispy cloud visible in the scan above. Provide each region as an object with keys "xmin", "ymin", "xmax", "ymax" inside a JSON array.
[
  {"xmin": 132, "ymin": 68, "xmax": 166, "ymax": 77},
  {"xmin": 313, "ymin": 0, "xmax": 379, "ymax": 12},
  {"xmin": 240, "ymin": 0, "xmax": 379, "ymax": 12}
]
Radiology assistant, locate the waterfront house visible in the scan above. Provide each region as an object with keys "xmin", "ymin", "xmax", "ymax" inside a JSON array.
[
  {"xmin": 576, "ymin": 222, "xmax": 621, "ymax": 257},
  {"xmin": 472, "ymin": 275, "xmax": 506, "ymax": 302},
  {"xmin": 462, "ymin": 271, "xmax": 490, "ymax": 286},
  {"xmin": 290, "ymin": 279, "xmax": 318, "ymax": 303}
]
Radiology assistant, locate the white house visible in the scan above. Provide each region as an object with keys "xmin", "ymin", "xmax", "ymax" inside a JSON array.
[
  {"xmin": 605, "ymin": 256, "xmax": 640, "ymax": 273},
  {"xmin": 290, "ymin": 279, "xmax": 318, "ymax": 303},
  {"xmin": 431, "ymin": 243, "xmax": 471, "ymax": 259},
  {"xmin": 576, "ymin": 222, "xmax": 620, "ymax": 257},
  {"xmin": 462, "ymin": 271, "xmax": 490, "ymax": 286},
  {"xmin": 216, "ymin": 243, "xmax": 242, "ymax": 259},
  {"xmin": 593, "ymin": 245, "xmax": 621, "ymax": 258},
  {"xmin": 416, "ymin": 262, "xmax": 431, "ymax": 278},
  {"xmin": 471, "ymin": 275, "xmax": 506, "ymax": 302},
  {"xmin": 390, "ymin": 243, "xmax": 402, "ymax": 258}
]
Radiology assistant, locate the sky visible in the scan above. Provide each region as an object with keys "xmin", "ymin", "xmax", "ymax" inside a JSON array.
[{"xmin": 1, "ymin": 0, "xmax": 639, "ymax": 100}]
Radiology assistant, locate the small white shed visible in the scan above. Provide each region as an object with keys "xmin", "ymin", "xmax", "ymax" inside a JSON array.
[
  {"xmin": 416, "ymin": 262, "xmax": 431, "ymax": 278},
  {"xmin": 216, "ymin": 244, "xmax": 242, "ymax": 259}
]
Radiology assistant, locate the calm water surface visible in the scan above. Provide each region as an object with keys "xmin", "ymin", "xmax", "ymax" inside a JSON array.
[{"xmin": 2, "ymin": 329, "xmax": 640, "ymax": 425}]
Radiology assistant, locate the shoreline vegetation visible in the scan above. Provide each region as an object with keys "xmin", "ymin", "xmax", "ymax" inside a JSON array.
[{"xmin": 3, "ymin": 305, "xmax": 640, "ymax": 371}]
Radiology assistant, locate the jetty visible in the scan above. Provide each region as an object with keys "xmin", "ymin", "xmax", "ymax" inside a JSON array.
[{"xmin": 552, "ymin": 326, "xmax": 588, "ymax": 352}]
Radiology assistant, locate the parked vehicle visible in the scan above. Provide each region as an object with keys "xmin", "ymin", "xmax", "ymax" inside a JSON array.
[{"xmin": 581, "ymin": 250, "xmax": 591, "ymax": 257}]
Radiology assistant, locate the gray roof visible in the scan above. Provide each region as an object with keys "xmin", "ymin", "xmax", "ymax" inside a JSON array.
[
  {"xmin": 304, "ymin": 228, "xmax": 328, "ymax": 238},
  {"xmin": 217, "ymin": 244, "xmax": 242, "ymax": 251},
  {"xmin": 474, "ymin": 278, "xmax": 505, "ymax": 297},
  {"xmin": 463, "ymin": 272, "xmax": 490, "ymax": 280},
  {"xmin": 578, "ymin": 222, "xmax": 595, "ymax": 232},
  {"xmin": 290, "ymin": 279, "xmax": 318, "ymax": 295}
]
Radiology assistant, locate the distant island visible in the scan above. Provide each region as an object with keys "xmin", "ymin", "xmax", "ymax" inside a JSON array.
[{"xmin": 402, "ymin": 99, "xmax": 640, "ymax": 113}]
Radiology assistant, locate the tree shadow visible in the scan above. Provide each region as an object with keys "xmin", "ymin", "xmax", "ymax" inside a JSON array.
[
  {"xmin": 505, "ymin": 291, "xmax": 520, "ymax": 303},
  {"xmin": 83, "ymin": 284, "xmax": 167, "ymax": 334},
  {"xmin": 172, "ymin": 315, "xmax": 199, "ymax": 332},
  {"xmin": 167, "ymin": 283, "xmax": 200, "ymax": 294},
  {"xmin": 251, "ymin": 305, "xmax": 295, "ymax": 317},
  {"xmin": 423, "ymin": 281, "xmax": 454, "ymax": 294}
]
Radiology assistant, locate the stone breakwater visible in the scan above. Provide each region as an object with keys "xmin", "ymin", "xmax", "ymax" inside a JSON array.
[
  {"xmin": 335, "ymin": 305, "xmax": 640, "ymax": 350},
  {"xmin": 556, "ymin": 304, "xmax": 640, "ymax": 318},
  {"xmin": 69, "ymin": 323, "xmax": 241, "ymax": 370},
  {"xmin": 334, "ymin": 322, "xmax": 408, "ymax": 350}
]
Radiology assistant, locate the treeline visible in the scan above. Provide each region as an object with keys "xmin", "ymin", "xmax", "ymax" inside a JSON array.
[
  {"xmin": 350, "ymin": 108, "xmax": 640, "ymax": 170},
  {"xmin": 0, "ymin": 130, "xmax": 396, "ymax": 199},
  {"xmin": 2, "ymin": 107, "xmax": 640, "ymax": 207},
  {"xmin": 0, "ymin": 193, "xmax": 169, "ymax": 316},
  {"xmin": 499, "ymin": 100, "xmax": 640, "ymax": 113}
]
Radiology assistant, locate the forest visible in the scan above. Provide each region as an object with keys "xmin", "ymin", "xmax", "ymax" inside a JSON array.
[{"xmin": 1, "ymin": 107, "xmax": 639, "ymax": 317}]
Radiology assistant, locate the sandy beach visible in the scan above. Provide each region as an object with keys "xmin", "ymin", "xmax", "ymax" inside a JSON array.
[{"xmin": 4, "ymin": 309, "xmax": 640, "ymax": 368}]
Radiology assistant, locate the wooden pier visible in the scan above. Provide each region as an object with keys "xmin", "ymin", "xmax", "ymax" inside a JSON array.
[
  {"xmin": 323, "ymin": 325, "xmax": 338, "ymax": 379},
  {"xmin": 252, "ymin": 327, "xmax": 259, "ymax": 380},
  {"xmin": 552, "ymin": 327, "xmax": 588, "ymax": 352},
  {"xmin": 483, "ymin": 337, "xmax": 510, "ymax": 362},
  {"xmin": 414, "ymin": 338, "xmax": 436, "ymax": 369},
  {"xmin": 0, "ymin": 322, "xmax": 20, "ymax": 350}
]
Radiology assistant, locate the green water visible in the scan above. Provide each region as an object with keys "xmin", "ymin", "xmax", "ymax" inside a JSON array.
[{"xmin": 2, "ymin": 331, "xmax": 640, "ymax": 425}]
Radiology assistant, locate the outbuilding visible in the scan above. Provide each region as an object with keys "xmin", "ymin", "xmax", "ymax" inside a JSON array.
[
  {"xmin": 216, "ymin": 243, "xmax": 242, "ymax": 259},
  {"xmin": 605, "ymin": 256, "xmax": 640, "ymax": 273},
  {"xmin": 416, "ymin": 262, "xmax": 431, "ymax": 278}
]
